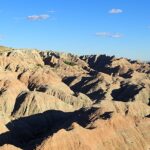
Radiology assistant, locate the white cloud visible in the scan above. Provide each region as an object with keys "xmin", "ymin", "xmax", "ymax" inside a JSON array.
[
  {"xmin": 109, "ymin": 9, "xmax": 123, "ymax": 14},
  {"xmin": 48, "ymin": 10, "xmax": 56, "ymax": 13},
  {"xmin": 96, "ymin": 32, "xmax": 111, "ymax": 37},
  {"xmin": 111, "ymin": 33, "xmax": 123, "ymax": 38},
  {"xmin": 96, "ymin": 32, "xmax": 123, "ymax": 38},
  {"xmin": 27, "ymin": 14, "xmax": 49, "ymax": 21}
]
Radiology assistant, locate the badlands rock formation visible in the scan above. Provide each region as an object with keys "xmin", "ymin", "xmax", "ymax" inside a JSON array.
[{"xmin": 0, "ymin": 46, "xmax": 149, "ymax": 150}]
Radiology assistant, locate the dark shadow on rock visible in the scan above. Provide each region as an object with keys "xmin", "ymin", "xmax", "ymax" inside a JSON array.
[
  {"xmin": 111, "ymin": 84, "xmax": 143, "ymax": 102},
  {"xmin": 80, "ymin": 55, "xmax": 139, "ymax": 76},
  {"xmin": 63, "ymin": 76, "xmax": 78, "ymax": 86},
  {"xmin": 148, "ymin": 98, "xmax": 150, "ymax": 106},
  {"xmin": 28, "ymin": 83, "xmax": 49, "ymax": 92},
  {"xmin": 80, "ymin": 80, "xmax": 99, "ymax": 94},
  {"xmin": 145, "ymin": 114, "xmax": 150, "ymax": 118},
  {"xmin": 99, "ymin": 111, "xmax": 113, "ymax": 120},
  {"xmin": 36, "ymin": 85, "xmax": 49, "ymax": 92},
  {"xmin": 120, "ymin": 69, "xmax": 134, "ymax": 79},
  {"xmin": 43, "ymin": 57, "xmax": 56, "ymax": 67},
  {"xmin": 27, "ymin": 83, "xmax": 35, "ymax": 91},
  {"xmin": 12, "ymin": 92, "xmax": 28, "ymax": 115},
  {"xmin": 80, "ymin": 55, "xmax": 115, "ymax": 74},
  {"xmin": 87, "ymin": 89, "xmax": 105, "ymax": 102},
  {"xmin": 66, "ymin": 77, "xmax": 92, "ymax": 93},
  {"xmin": 63, "ymin": 76, "xmax": 106, "ymax": 101},
  {"xmin": 0, "ymin": 108, "xmax": 98, "ymax": 150},
  {"xmin": 42, "ymin": 52, "xmax": 60, "ymax": 67}
]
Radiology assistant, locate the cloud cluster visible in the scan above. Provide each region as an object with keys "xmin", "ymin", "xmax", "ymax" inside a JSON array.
[
  {"xmin": 109, "ymin": 9, "xmax": 123, "ymax": 14},
  {"xmin": 27, "ymin": 14, "xmax": 49, "ymax": 21},
  {"xmin": 96, "ymin": 32, "xmax": 123, "ymax": 38}
]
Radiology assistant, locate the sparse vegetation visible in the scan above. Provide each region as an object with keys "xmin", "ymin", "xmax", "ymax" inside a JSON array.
[
  {"xmin": 36, "ymin": 64, "xmax": 43, "ymax": 68},
  {"xmin": 63, "ymin": 60, "xmax": 76, "ymax": 66},
  {"xmin": 0, "ymin": 46, "xmax": 12, "ymax": 52}
]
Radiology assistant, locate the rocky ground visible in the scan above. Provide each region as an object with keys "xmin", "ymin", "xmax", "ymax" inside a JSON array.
[{"xmin": 0, "ymin": 46, "xmax": 149, "ymax": 150}]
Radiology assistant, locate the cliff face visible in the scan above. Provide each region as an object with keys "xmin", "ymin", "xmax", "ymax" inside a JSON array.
[{"xmin": 0, "ymin": 48, "xmax": 149, "ymax": 150}]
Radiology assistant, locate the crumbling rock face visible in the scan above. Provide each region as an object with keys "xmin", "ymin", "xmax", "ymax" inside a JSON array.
[
  {"xmin": 12, "ymin": 91, "xmax": 74, "ymax": 118},
  {"xmin": 63, "ymin": 72, "xmax": 115, "ymax": 102},
  {"xmin": 80, "ymin": 55, "xmax": 150, "ymax": 75},
  {"xmin": 96, "ymin": 100, "xmax": 150, "ymax": 117},
  {"xmin": 17, "ymin": 67, "xmax": 92, "ymax": 111},
  {"xmin": 111, "ymin": 83, "xmax": 144, "ymax": 102},
  {"xmin": 0, "ymin": 47, "xmax": 149, "ymax": 150},
  {"xmin": 37, "ymin": 114, "xmax": 150, "ymax": 150},
  {"xmin": 0, "ymin": 144, "xmax": 21, "ymax": 150},
  {"xmin": 80, "ymin": 54, "xmax": 114, "ymax": 73},
  {"xmin": 0, "ymin": 71, "xmax": 28, "ymax": 116},
  {"xmin": 63, "ymin": 71, "xmax": 150, "ymax": 105},
  {"xmin": 40, "ymin": 51, "xmax": 90, "ymax": 78},
  {"xmin": 0, "ymin": 50, "xmax": 44, "ymax": 73},
  {"xmin": 0, "ymin": 121, "xmax": 8, "ymax": 134}
]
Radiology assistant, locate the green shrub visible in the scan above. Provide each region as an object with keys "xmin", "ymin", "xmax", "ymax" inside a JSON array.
[
  {"xmin": 36, "ymin": 64, "xmax": 43, "ymax": 68},
  {"xmin": 63, "ymin": 60, "xmax": 76, "ymax": 66}
]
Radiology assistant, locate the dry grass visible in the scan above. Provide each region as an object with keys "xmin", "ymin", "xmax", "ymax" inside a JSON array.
[{"xmin": 0, "ymin": 46, "xmax": 13, "ymax": 52}]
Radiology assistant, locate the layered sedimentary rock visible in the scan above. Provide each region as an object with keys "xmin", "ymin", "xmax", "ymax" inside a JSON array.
[
  {"xmin": 0, "ymin": 47, "xmax": 149, "ymax": 150},
  {"xmin": 37, "ymin": 114, "xmax": 150, "ymax": 150}
]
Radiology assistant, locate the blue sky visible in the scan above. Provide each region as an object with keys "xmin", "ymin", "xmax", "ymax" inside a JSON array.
[{"xmin": 0, "ymin": 0, "xmax": 150, "ymax": 60}]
